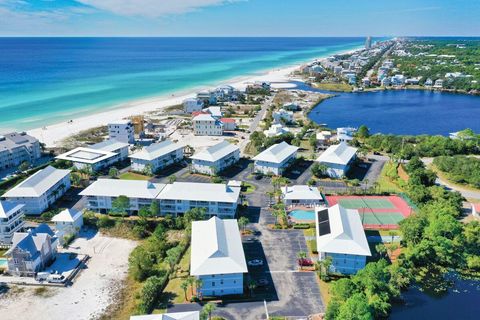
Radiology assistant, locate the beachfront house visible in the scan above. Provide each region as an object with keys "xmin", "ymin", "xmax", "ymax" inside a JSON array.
[
  {"xmin": 193, "ymin": 114, "xmax": 223, "ymax": 136},
  {"xmin": 281, "ymin": 185, "xmax": 324, "ymax": 207},
  {"xmin": 129, "ymin": 140, "xmax": 184, "ymax": 173},
  {"xmin": 315, "ymin": 205, "xmax": 371, "ymax": 274},
  {"xmin": 183, "ymin": 98, "xmax": 204, "ymax": 114},
  {"xmin": 220, "ymin": 118, "xmax": 236, "ymax": 131},
  {"xmin": 0, "ymin": 201, "xmax": 25, "ymax": 245},
  {"xmin": 316, "ymin": 142, "xmax": 357, "ymax": 178},
  {"xmin": 108, "ymin": 120, "xmax": 135, "ymax": 144},
  {"xmin": 79, "ymin": 179, "xmax": 166, "ymax": 215},
  {"xmin": 190, "ymin": 217, "xmax": 247, "ymax": 297},
  {"xmin": 196, "ymin": 91, "xmax": 217, "ymax": 106},
  {"xmin": 5, "ymin": 224, "xmax": 58, "ymax": 276},
  {"xmin": 52, "ymin": 208, "xmax": 83, "ymax": 245},
  {"xmin": 130, "ymin": 311, "xmax": 200, "ymax": 320},
  {"xmin": 190, "ymin": 141, "xmax": 240, "ymax": 175},
  {"xmin": 158, "ymin": 182, "xmax": 241, "ymax": 218},
  {"xmin": 2, "ymin": 166, "xmax": 71, "ymax": 215},
  {"xmin": 264, "ymin": 124, "xmax": 290, "ymax": 138},
  {"xmin": 0, "ymin": 132, "xmax": 42, "ymax": 172},
  {"xmin": 253, "ymin": 141, "xmax": 298, "ymax": 175}
]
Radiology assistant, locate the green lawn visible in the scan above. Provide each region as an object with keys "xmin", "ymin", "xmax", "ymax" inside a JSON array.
[
  {"xmin": 119, "ymin": 172, "xmax": 151, "ymax": 181},
  {"xmin": 0, "ymin": 248, "xmax": 7, "ymax": 257},
  {"xmin": 376, "ymin": 162, "xmax": 403, "ymax": 193},
  {"xmin": 313, "ymin": 82, "xmax": 352, "ymax": 92},
  {"xmin": 242, "ymin": 182, "xmax": 257, "ymax": 194},
  {"xmin": 157, "ymin": 247, "xmax": 192, "ymax": 307}
]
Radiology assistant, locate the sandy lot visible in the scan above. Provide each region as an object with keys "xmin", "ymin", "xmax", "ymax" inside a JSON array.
[{"xmin": 0, "ymin": 231, "xmax": 137, "ymax": 320}]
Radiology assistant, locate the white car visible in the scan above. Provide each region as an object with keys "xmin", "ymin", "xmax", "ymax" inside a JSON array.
[{"xmin": 247, "ymin": 259, "xmax": 264, "ymax": 267}]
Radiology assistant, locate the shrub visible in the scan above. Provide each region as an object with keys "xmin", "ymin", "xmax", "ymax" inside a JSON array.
[
  {"xmin": 97, "ymin": 215, "xmax": 114, "ymax": 229},
  {"xmin": 137, "ymin": 274, "xmax": 168, "ymax": 314},
  {"xmin": 293, "ymin": 223, "xmax": 311, "ymax": 229}
]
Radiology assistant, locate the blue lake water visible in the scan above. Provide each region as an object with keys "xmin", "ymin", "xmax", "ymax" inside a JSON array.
[
  {"xmin": 0, "ymin": 37, "xmax": 365, "ymax": 131},
  {"xmin": 305, "ymin": 86, "xmax": 480, "ymax": 135}
]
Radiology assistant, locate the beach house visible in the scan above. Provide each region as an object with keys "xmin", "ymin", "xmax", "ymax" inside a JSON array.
[
  {"xmin": 315, "ymin": 205, "xmax": 371, "ymax": 275},
  {"xmin": 272, "ymin": 109, "xmax": 294, "ymax": 124},
  {"xmin": 79, "ymin": 179, "xmax": 166, "ymax": 215},
  {"xmin": 183, "ymin": 98, "xmax": 204, "ymax": 114},
  {"xmin": 2, "ymin": 166, "xmax": 71, "ymax": 215},
  {"xmin": 0, "ymin": 132, "xmax": 42, "ymax": 172},
  {"xmin": 51, "ymin": 208, "xmax": 83, "ymax": 244},
  {"xmin": 5, "ymin": 224, "xmax": 58, "ymax": 276},
  {"xmin": 193, "ymin": 114, "xmax": 224, "ymax": 136},
  {"xmin": 108, "ymin": 120, "xmax": 135, "ymax": 144},
  {"xmin": 190, "ymin": 217, "xmax": 248, "ymax": 297},
  {"xmin": 190, "ymin": 141, "xmax": 240, "ymax": 175},
  {"xmin": 196, "ymin": 91, "xmax": 217, "ymax": 106},
  {"xmin": 0, "ymin": 201, "xmax": 25, "ymax": 244},
  {"xmin": 158, "ymin": 182, "xmax": 241, "ymax": 218},
  {"xmin": 253, "ymin": 141, "xmax": 298, "ymax": 175},
  {"xmin": 130, "ymin": 312, "xmax": 200, "ymax": 320},
  {"xmin": 220, "ymin": 118, "xmax": 237, "ymax": 131},
  {"xmin": 281, "ymin": 185, "xmax": 324, "ymax": 207},
  {"xmin": 316, "ymin": 142, "xmax": 358, "ymax": 178},
  {"xmin": 129, "ymin": 140, "xmax": 184, "ymax": 173},
  {"xmin": 264, "ymin": 124, "xmax": 290, "ymax": 138},
  {"xmin": 336, "ymin": 127, "xmax": 356, "ymax": 143}
]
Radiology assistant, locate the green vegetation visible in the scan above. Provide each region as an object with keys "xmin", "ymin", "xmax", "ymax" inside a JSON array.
[
  {"xmin": 119, "ymin": 172, "xmax": 151, "ymax": 181},
  {"xmin": 313, "ymin": 82, "xmax": 352, "ymax": 92},
  {"xmin": 433, "ymin": 155, "xmax": 480, "ymax": 188}
]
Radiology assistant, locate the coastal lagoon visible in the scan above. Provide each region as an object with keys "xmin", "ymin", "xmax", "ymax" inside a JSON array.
[
  {"xmin": 307, "ymin": 87, "xmax": 480, "ymax": 135},
  {"xmin": 0, "ymin": 37, "xmax": 364, "ymax": 131}
]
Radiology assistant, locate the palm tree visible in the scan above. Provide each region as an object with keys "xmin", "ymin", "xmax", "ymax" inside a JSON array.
[
  {"xmin": 238, "ymin": 216, "xmax": 249, "ymax": 233},
  {"xmin": 194, "ymin": 278, "xmax": 203, "ymax": 298},
  {"xmin": 297, "ymin": 251, "xmax": 307, "ymax": 270},
  {"xmin": 248, "ymin": 279, "xmax": 257, "ymax": 297},
  {"xmin": 180, "ymin": 280, "xmax": 189, "ymax": 301},
  {"xmin": 202, "ymin": 302, "xmax": 216, "ymax": 320},
  {"xmin": 187, "ymin": 276, "xmax": 195, "ymax": 297}
]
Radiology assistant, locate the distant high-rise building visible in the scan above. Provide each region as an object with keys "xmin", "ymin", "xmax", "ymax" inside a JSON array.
[{"xmin": 365, "ymin": 36, "xmax": 372, "ymax": 49}]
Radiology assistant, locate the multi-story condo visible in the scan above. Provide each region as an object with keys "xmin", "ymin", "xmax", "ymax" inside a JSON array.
[
  {"xmin": 193, "ymin": 114, "xmax": 223, "ymax": 136},
  {"xmin": 183, "ymin": 98, "xmax": 204, "ymax": 113},
  {"xmin": 108, "ymin": 120, "xmax": 135, "ymax": 144},
  {"xmin": 316, "ymin": 142, "xmax": 357, "ymax": 178},
  {"xmin": 0, "ymin": 132, "xmax": 41, "ymax": 172},
  {"xmin": 190, "ymin": 141, "xmax": 240, "ymax": 175},
  {"xmin": 79, "ymin": 179, "xmax": 166, "ymax": 215},
  {"xmin": 129, "ymin": 140, "xmax": 184, "ymax": 173},
  {"xmin": 253, "ymin": 141, "xmax": 298, "ymax": 175},
  {"xmin": 157, "ymin": 182, "xmax": 241, "ymax": 218},
  {"xmin": 5, "ymin": 224, "xmax": 58, "ymax": 276},
  {"xmin": 281, "ymin": 185, "xmax": 325, "ymax": 207},
  {"xmin": 190, "ymin": 217, "xmax": 247, "ymax": 297},
  {"xmin": 0, "ymin": 201, "xmax": 25, "ymax": 244},
  {"xmin": 2, "ymin": 166, "xmax": 71, "ymax": 215},
  {"xmin": 315, "ymin": 204, "xmax": 371, "ymax": 275},
  {"xmin": 90, "ymin": 139, "xmax": 129, "ymax": 162}
]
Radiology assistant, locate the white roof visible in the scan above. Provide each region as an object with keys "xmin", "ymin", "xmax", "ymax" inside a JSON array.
[
  {"xmin": 130, "ymin": 311, "xmax": 199, "ymax": 320},
  {"xmin": 79, "ymin": 179, "xmax": 166, "ymax": 199},
  {"xmin": 192, "ymin": 114, "xmax": 217, "ymax": 122},
  {"xmin": 315, "ymin": 205, "xmax": 371, "ymax": 256},
  {"xmin": 205, "ymin": 106, "xmax": 222, "ymax": 117},
  {"xmin": 253, "ymin": 141, "xmax": 298, "ymax": 164},
  {"xmin": 51, "ymin": 208, "xmax": 82, "ymax": 223},
  {"xmin": 190, "ymin": 141, "xmax": 239, "ymax": 162},
  {"xmin": 316, "ymin": 142, "xmax": 357, "ymax": 165},
  {"xmin": 190, "ymin": 217, "xmax": 247, "ymax": 276},
  {"xmin": 3, "ymin": 166, "xmax": 70, "ymax": 198},
  {"xmin": 129, "ymin": 140, "xmax": 183, "ymax": 161},
  {"xmin": 0, "ymin": 200, "xmax": 24, "ymax": 218},
  {"xmin": 157, "ymin": 182, "xmax": 240, "ymax": 203},
  {"xmin": 91, "ymin": 139, "xmax": 129, "ymax": 152},
  {"xmin": 56, "ymin": 147, "xmax": 117, "ymax": 164},
  {"xmin": 281, "ymin": 185, "xmax": 323, "ymax": 201}
]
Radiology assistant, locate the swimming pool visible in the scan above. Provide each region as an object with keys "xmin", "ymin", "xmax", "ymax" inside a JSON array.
[
  {"xmin": 289, "ymin": 210, "xmax": 315, "ymax": 221},
  {"xmin": 0, "ymin": 258, "xmax": 8, "ymax": 268}
]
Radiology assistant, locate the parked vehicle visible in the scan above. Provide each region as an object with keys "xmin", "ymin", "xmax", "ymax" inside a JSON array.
[
  {"xmin": 257, "ymin": 278, "xmax": 269, "ymax": 287},
  {"xmin": 35, "ymin": 272, "xmax": 51, "ymax": 281},
  {"xmin": 247, "ymin": 259, "xmax": 264, "ymax": 267},
  {"xmin": 47, "ymin": 274, "xmax": 65, "ymax": 283}
]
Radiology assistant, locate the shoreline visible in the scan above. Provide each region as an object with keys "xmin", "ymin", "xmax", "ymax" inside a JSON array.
[{"xmin": 27, "ymin": 46, "xmax": 362, "ymax": 147}]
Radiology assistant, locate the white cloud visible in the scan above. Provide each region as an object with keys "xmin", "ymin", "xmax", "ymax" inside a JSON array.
[{"xmin": 77, "ymin": 0, "xmax": 242, "ymax": 18}]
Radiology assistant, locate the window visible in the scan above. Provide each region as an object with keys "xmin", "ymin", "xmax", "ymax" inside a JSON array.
[{"xmin": 212, "ymin": 282, "xmax": 215, "ymax": 287}]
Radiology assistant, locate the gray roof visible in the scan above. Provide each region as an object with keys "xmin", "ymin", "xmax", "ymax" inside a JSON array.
[
  {"xmin": 5, "ymin": 224, "xmax": 55, "ymax": 259},
  {"xmin": 316, "ymin": 142, "xmax": 357, "ymax": 165},
  {"xmin": 79, "ymin": 179, "xmax": 166, "ymax": 199},
  {"xmin": 190, "ymin": 141, "xmax": 239, "ymax": 162},
  {"xmin": 253, "ymin": 141, "xmax": 298, "ymax": 164},
  {"xmin": 3, "ymin": 166, "xmax": 71, "ymax": 198},
  {"xmin": 157, "ymin": 182, "xmax": 240, "ymax": 203},
  {"xmin": 0, "ymin": 132, "xmax": 38, "ymax": 152},
  {"xmin": 129, "ymin": 140, "xmax": 183, "ymax": 161},
  {"xmin": 90, "ymin": 139, "xmax": 129, "ymax": 152}
]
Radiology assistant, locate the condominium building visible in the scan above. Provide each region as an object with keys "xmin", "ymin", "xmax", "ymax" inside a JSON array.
[
  {"xmin": 190, "ymin": 217, "xmax": 247, "ymax": 297},
  {"xmin": 0, "ymin": 201, "xmax": 25, "ymax": 244},
  {"xmin": 108, "ymin": 120, "xmax": 135, "ymax": 144},
  {"xmin": 190, "ymin": 141, "xmax": 240, "ymax": 175},
  {"xmin": 0, "ymin": 132, "xmax": 41, "ymax": 172},
  {"xmin": 129, "ymin": 140, "xmax": 184, "ymax": 173},
  {"xmin": 253, "ymin": 141, "xmax": 298, "ymax": 175},
  {"xmin": 316, "ymin": 142, "xmax": 358, "ymax": 178},
  {"xmin": 90, "ymin": 139, "xmax": 129, "ymax": 162},
  {"xmin": 193, "ymin": 114, "xmax": 223, "ymax": 136},
  {"xmin": 2, "ymin": 166, "xmax": 71, "ymax": 215}
]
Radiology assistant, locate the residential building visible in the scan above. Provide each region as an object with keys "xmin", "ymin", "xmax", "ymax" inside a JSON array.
[
  {"xmin": 281, "ymin": 185, "xmax": 325, "ymax": 207},
  {"xmin": 90, "ymin": 139, "xmax": 130, "ymax": 162},
  {"xmin": 380, "ymin": 77, "xmax": 391, "ymax": 87},
  {"xmin": 273, "ymin": 109, "xmax": 294, "ymax": 124},
  {"xmin": 316, "ymin": 131, "xmax": 333, "ymax": 145},
  {"xmin": 315, "ymin": 205, "xmax": 371, "ymax": 275},
  {"xmin": 2, "ymin": 166, "xmax": 71, "ymax": 215},
  {"xmin": 79, "ymin": 179, "xmax": 166, "ymax": 215},
  {"xmin": 316, "ymin": 142, "xmax": 358, "ymax": 178},
  {"xmin": 434, "ymin": 79, "xmax": 444, "ymax": 88},
  {"xmin": 365, "ymin": 36, "xmax": 372, "ymax": 49},
  {"xmin": 183, "ymin": 98, "xmax": 204, "ymax": 113},
  {"xmin": 253, "ymin": 142, "xmax": 298, "ymax": 175},
  {"xmin": 108, "ymin": 120, "xmax": 135, "ymax": 144},
  {"xmin": 196, "ymin": 91, "xmax": 217, "ymax": 106},
  {"xmin": 264, "ymin": 123, "xmax": 290, "ymax": 138},
  {"xmin": 0, "ymin": 132, "xmax": 41, "ymax": 172},
  {"xmin": 204, "ymin": 106, "xmax": 223, "ymax": 119},
  {"xmin": 56, "ymin": 147, "xmax": 120, "ymax": 172},
  {"xmin": 336, "ymin": 127, "xmax": 356, "ymax": 143},
  {"xmin": 52, "ymin": 208, "xmax": 83, "ymax": 245},
  {"xmin": 472, "ymin": 203, "xmax": 480, "ymax": 218},
  {"xmin": 5, "ymin": 224, "xmax": 58, "ymax": 276},
  {"xmin": 158, "ymin": 182, "xmax": 240, "ymax": 218},
  {"xmin": 130, "ymin": 140, "xmax": 184, "ymax": 173},
  {"xmin": 190, "ymin": 141, "xmax": 240, "ymax": 175},
  {"xmin": 220, "ymin": 118, "xmax": 236, "ymax": 131},
  {"xmin": 214, "ymin": 85, "xmax": 236, "ymax": 102},
  {"xmin": 391, "ymin": 74, "xmax": 405, "ymax": 86},
  {"xmin": 190, "ymin": 217, "xmax": 247, "ymax": 297},
  {"xmin": 425, "ymin": 78, "xmax": 433, "ymax": 87},
  {"xmin": 0, "ymin": 201, "xmax": 25, "ymax": 244},
  {"xmin": 193, "ymin": 114, "xmax": 223, "ymax": 136},
  {"xmin": 130, "ymin": 312, "xmax": 200, "ymax": 320},
  {"xmin": 283, "ymin": 102, "xmax": 300, "ymax": 111}
]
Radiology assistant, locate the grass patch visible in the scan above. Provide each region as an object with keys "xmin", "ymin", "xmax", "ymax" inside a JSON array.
[
  {"xmin": 306, "ymin": 239, "xmax": 318, "ymax": 255},
  {"xmin": 33, "ymin": 287, "xmax": 53, "ymax": 297},
  {"xmin": 244, "ymin": 141, "xmax": 258, "ymax": 156},
  {"xmin": 0, "ymin": 248, "xmax": 7, "ymax": 257},
  {"xmin": 242, "ymin": 182, "xmax": 256, "ymax": 194},
  {"xmin": 303, "ymin": 228, "xmax": 316, "ymax": 237},
  {"xmin": 318, "ymin": 278, "xmax": 333, "ymax": 305},
  {"xmin": 430, "ymin": 164, "xmax": 480, "ymax": 192},
  {"xmin": 313, "ymin": 82, "xmax": 352, "ymax": 92},
  {"xmin": 119, "ymin": 172, "xmax": 151, "ymax": 181},
  {"xmin": 376, "ymin": 162, "xmax": 403, "ymax": 193}
]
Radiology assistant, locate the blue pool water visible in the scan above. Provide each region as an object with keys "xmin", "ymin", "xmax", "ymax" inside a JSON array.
[
  {"xmin": 0, "ymin": 258, "xmax": 7, "ymax": 267},
  {"xmin": 289, "ymin": 210, "xmax": 315, "ymax": 221}
]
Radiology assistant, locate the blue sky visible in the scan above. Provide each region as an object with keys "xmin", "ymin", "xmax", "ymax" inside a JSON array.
[{"xmin": 0, "ymin": 0, "xmax": 479, "ymax": 36}]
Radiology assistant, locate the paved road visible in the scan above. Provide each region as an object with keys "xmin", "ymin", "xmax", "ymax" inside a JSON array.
[{"xmin": 238, "ymin": 97, "xmax": 272, "ymax": 155}]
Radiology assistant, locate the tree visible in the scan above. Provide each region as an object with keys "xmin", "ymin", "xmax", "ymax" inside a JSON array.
[
  {"xmin": 195, "ymin": 278, "xmax": 203, "ymax": 297},
  {"xmin": 149, "ymin": 200, "xmax": 160, "ymax": 217},
  {"xmin": 311, "ymin": 162, "xmax": 328, "ymax": 178},
  {"xmin": 248, "ymin": 279, "xmax": 257, "ymax": 297},
  {"xmin": 138, "ymin": 207, "xmax": 153, "ymax": 220},
  {"xmin": 166, "ymin": 246, "xmax": 182, "ymax": 271},
  {"xmin": 19, "ymin": 161, "xmax": 30, "ymax": 172},
  {"xmin": 129, "ymin": 246, "xmax": 154, "ymax": 281},
  {"xmin": 187, "ymin": 276, "xmax": 196, "ymax": 297},
  {"xmin": 71, "ymin": 173, "xmax": 82, "ymax": 187},
  {"xmin": 375, "ymin": 243, "xmax": 387, "ymax": 258},
  {"xmin": 357, "ymin": 125, "xmax": 370, "ymax": 139},
  {"xmin": 111, "ymin": 195, "xmax": 130, "ymax": 216},
  {"xmin": 337, "ymin": 293, "xmax": 373, "ymax": 320},
  {"xmin": 238, "ymin": 216, "xmax": 249, "ymax": 233},
  {"xmin": 168, "ymin": 174, "xmax": 177, "ymax": 184},
  {"xmin": 180, "ymin": 280, "xmax": 189, "ymax": 301},
  {"xmin": 201, "ymin": 302, "xmax": 216, "ymax": 320},
  {"xmin": 108, "ymin": 166, "xmax": 119, "ymax": 178},
  {"xmin": 143, "ymin": 164, "xmax": 153, "ymax": 176}
]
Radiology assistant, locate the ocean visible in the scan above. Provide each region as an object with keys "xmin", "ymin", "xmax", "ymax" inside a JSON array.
[{"xmin": 0, "ymin": 37, "xmax": 364, "ymax": 131}]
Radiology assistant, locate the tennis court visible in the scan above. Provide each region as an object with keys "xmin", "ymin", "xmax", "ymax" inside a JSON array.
[{"xmin": 326, "ymin": 195, "xmax": 414, "ymax": 229}]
